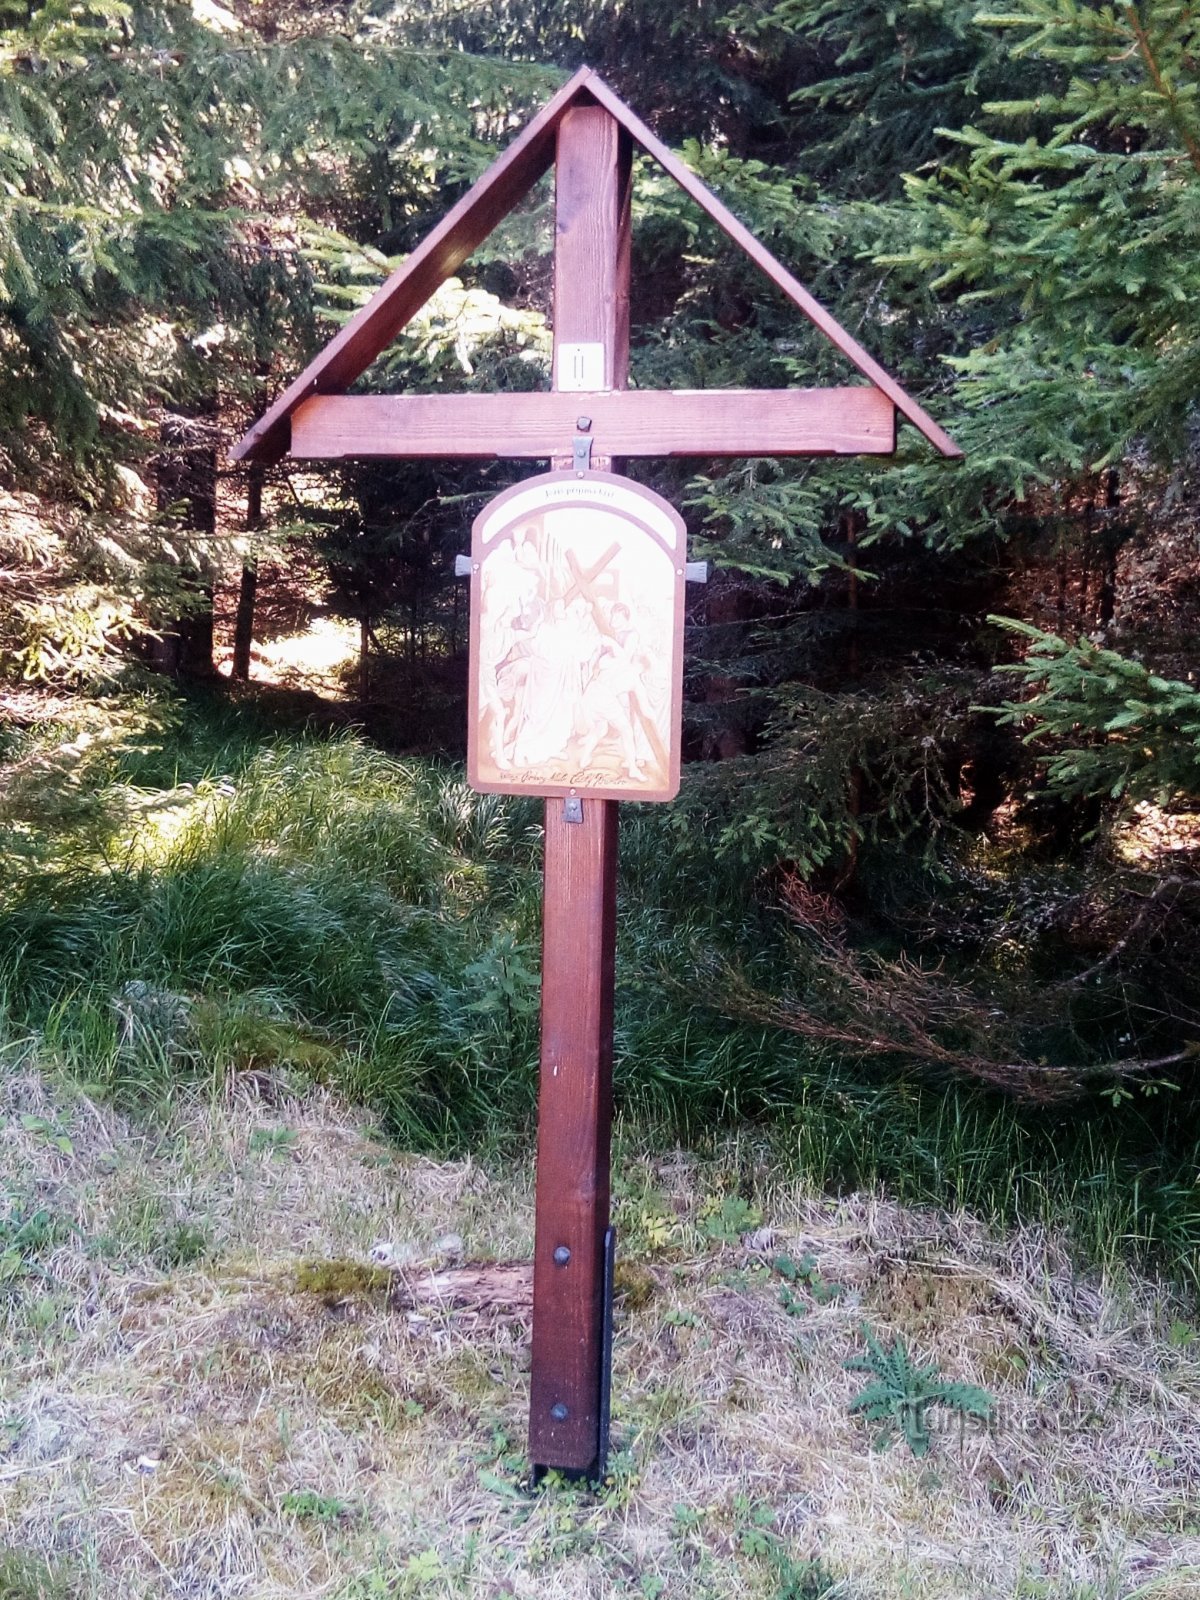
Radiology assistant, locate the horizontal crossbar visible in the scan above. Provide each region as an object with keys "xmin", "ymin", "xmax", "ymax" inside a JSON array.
[{"xmin": 288, "ymin": 388, "xmax": 896, "ymax": 460}]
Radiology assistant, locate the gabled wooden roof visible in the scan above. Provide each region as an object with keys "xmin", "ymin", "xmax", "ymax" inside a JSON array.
[{"xmin": 233, "ymin": 67, "xmax": 960, "ymax": 464}]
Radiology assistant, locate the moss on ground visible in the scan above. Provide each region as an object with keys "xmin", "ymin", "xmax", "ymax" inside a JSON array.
[{"xmin": 293, "ymin": 1257, "xmax": 392, "ymax": 1302}]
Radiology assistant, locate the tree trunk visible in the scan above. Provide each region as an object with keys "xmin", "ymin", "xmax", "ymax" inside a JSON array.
[
  {"xmin": 1097, "ymin": 468, "xmax": 1120, "ymax": 627},
  {"xmin": 155, "ymin": 400, "xmax": 219, "ymax": 679},
  {"xmin": 1056, "ymin": 532, "xmax": 1067, "ymax": 624},
  {"xmin": 845, "ymin": 509, "xmax": 861, "ymax": 682},
  {"xmin": 699, "ymin": 576, "xmax": 753, "ymax": 759},
  {"xmin": 231, "ymin": 461, "xmax": 263, "ymax": 682},
  {"xmin": 835, "ymin": 510, "xmax": 862, "ymax": 889},
  {"xmin": 231, "ymin": 563, "xmax": 258, "ymax": 681}
]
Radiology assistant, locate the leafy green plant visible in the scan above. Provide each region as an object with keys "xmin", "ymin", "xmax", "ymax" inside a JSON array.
[
  {"xmin": 18, "ymin": 1115, "xmax": 73, "ymax": 1157},
  {"xmin": 991, "ymin": 618, "xmax": 1200, "ymax": 804},
  {"xmin": 730, "ymin": 1496, "xmax": 843, "ymax": 1598},
  {"xmin": 279, "ymin": 1489, "xmax": 357, "ymax": 1524},
  {"xmin": 699, "ymin": 1193, "xmax": 762, "ymax": 1243},
  {"xmin": 734, "ymin": 1495, "xmax": 780, "ymax": 1558},
  {"xmin": 402, "ymin": 1549, "xmax": 445, "ymax": 1584},
  {"xmin": 772, "ymin": 1554, "xmax": 844, "ymax": 1600},
  {"xmin": 0, "ymin": 1205, "xmax": 56, "ymax": 1283},
  {"xmin": 773, "ymin": 1252, "xmax": 842, "ymax": 1315},
  {"xmin": 845, "ymin": 1326, "xmax": 993, "ymax": 1456},
  {"xmin": 463, "ymin": 929, "xmax": 541, "ymax": 1034}
]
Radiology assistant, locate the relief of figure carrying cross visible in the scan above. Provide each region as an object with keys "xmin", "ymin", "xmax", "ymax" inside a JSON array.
[{"xmin": 469, "ymin": 470, "xmax": 687, "ymax": 802}]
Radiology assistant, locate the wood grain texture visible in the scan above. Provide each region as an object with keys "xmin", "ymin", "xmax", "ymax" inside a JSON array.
[
  {"xmin": 230, "ymin": 68, "xmax": 593, "ymax": 465},
  {"xmin": 579, "ymin": 74, "xmax": 962, "ymax": 460},
  {"xmin": 290, "ymin": 387, "xmax": 896, "ymax": 459},
  {"xmin": 553, "ymin": 104, "xmax": 632, "ymax": 391},
  {"xmin": 527, "ymin": 104, "xmax": 632, "ymax": 1476},
  {"xmin": 529, "ymin": 799, "xmax": 619, "ymax": 1470},
  {"xmin": 232, "ymin": 66, "xmax": 959, "ymax": 467},
  {"xmin": 466, "ymin": 469, "xmax": 687, "ymax": 803}
]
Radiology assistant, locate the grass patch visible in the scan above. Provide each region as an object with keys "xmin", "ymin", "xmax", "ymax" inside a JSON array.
[
  {"xmin": 1, "ymin": 696, "xmax": 1199, "ymax": 1291},
  {"xmin": 2, "ymin": 1068, "xmax": 1199, "ymax": 1599},
  {"xmin": 0, "ymin": 1550, "xmax": 81, "ymax": 1600}
]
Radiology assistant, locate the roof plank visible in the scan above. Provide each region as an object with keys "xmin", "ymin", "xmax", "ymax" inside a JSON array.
[{"xmin": 232, "ymin": 67, "xmax": 597, "ymax": 464}]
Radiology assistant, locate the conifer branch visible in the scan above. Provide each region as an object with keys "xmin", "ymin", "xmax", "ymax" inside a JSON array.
[{"xmin": 1120, "ymin": 3, "xmax": 1200, "ymax": 175}]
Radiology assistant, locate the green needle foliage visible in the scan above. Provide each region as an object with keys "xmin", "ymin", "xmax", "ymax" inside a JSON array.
[
  {"xmin": 0, "ymin": 0, "xmax": 560, "ymax": 479},
  {"xmin": 735, "ymin": 0, "xmax": 1023, "ymax": 192},
  {"xmin": 845, "ymin": 1325, "xmax": 994, "ymax": 1456},
  {"xmin": 993, "ymin": 617, "xmax": 1200, "ymax": 803},
  {"xmin": 893, "ymin": 0, "xmax": 1200, "ymax": 485}
]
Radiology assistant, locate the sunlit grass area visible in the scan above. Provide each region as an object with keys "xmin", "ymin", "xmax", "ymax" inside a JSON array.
[
  {"xmin": 3, "ymin": 1066, "xmax": 1200, "ymax": 1600},
  {"xmin": 216, "ymin": 616, "xmax": 362, "ymax": 699}
]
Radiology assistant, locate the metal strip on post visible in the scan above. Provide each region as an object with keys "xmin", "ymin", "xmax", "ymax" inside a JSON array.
[{"xmin": 528, "ymin": 101, "xmax": 632, "ymax": 1481}]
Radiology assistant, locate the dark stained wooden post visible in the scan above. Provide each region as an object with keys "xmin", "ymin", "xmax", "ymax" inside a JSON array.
[
  {"xmin": 528, "ymin": 101, "xmax": 632, "ymax": 1477},
  {"xmin": 231, "ymin": 460, "xmax": 263, "ymax": 683}
]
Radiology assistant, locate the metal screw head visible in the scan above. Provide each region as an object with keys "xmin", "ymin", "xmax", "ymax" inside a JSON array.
[
  {"xmin": 553, "ymin": 1245, "xmax": 571, "ymax": 1266},
  {"xmin": 550, "ymin": 1402, "xmax": 569, "ymax": 1422}
]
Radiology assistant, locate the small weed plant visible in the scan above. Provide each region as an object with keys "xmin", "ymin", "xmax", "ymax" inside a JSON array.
[
  {"xmin": 773, "ymin": 1251, "xmax": 843, "ymax": 1315},
  {"xmin": 732, "ymin": 1497, "xmax": 843, "ymax": 1598},
  {"xmin": 0, "ymin": 1203, "xmax": 57, "ymax": 1283},
  {"xmin": 279, "ymin": 1489, "xmax": 357, "ymax": 1524},
  {"xmin": 845, "ymin": 1325, "xmax": 994, "ymax": 1456},
  {"xmin": 699, "ymin": 1193, "xmax": 762, "ymax": 1243}
]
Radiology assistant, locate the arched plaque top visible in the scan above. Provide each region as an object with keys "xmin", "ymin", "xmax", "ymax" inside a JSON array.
[
  {"xmin": 468, "ymin": 471, "xmax": 687, "ymax": 803},
  {"xmin": 476, "ymin": 470, "xmax": 685, "ymax": 553}
]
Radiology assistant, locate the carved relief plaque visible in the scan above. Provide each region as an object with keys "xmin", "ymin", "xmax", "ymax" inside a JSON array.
[{"xmin": 467, "ymin": 471, "xmax": 687, "ymax": 802}]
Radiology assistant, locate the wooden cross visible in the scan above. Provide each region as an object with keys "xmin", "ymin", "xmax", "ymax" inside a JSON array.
[
  {"xmin": 233, "ymin": 66, "xmax": 959, "ymax": 1481},
  {"xmin": 564, "ymin": 546, "xmax": 621, "ymax": 609}
]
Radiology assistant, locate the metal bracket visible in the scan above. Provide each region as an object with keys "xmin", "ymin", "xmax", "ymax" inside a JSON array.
[
  {"xmin": 531, "ymin": 1221, "xmax": 613, "ymax": 1490},
  {"xmin": 685, "ymin": 561, "xmax": 709, "ymax": 584},
  {"xmin": 572, "ymin": 433, "xmax": 593, "ymax": 475},
  {"xmin": 562, "ymin": 796, "xmax": 583, "ymax": 824},
  {"xmin": 453, "ymin": 554, "xmax": 471, "ymax": 578},
  {"xmin": 597, "ymin": 1224, "xmax": 615, "ymax": 1480}
]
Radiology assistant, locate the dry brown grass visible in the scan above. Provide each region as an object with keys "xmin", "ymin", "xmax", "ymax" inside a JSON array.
[{"xmin": 3, "ymin": 1062, "xmax": 1200, "ymax": 1600}]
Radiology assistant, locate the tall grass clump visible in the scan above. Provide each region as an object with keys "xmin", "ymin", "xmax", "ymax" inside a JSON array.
[
  {"xmin": 0, "ymin": 701, "xmax": 799, "ymax": 1149},
  {"xmin": 0, "ymin": 721, "xmax": 548, "ymax": 1141}
]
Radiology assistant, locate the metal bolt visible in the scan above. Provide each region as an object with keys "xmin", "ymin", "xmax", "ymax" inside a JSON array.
[
  {"xmin": 553, "ymin": 1245, "xmax": 571, "ymax": 1266},
  {"xmin": 576, "ymin": 415, "xmax": 592, "ymax": 431},
  {"xmin": 550, "ymin": 1402, "xmax": 569, "ymax": 1422}
]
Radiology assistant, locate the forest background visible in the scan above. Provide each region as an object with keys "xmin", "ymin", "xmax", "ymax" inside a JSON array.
[
  {"xmin": 3, "ymin": 0, "xmax": 1200, "ymax": 1288},
  {"xmin": 5, "ymin": 3, "xmax": 1200, "ymax": 1596}
]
